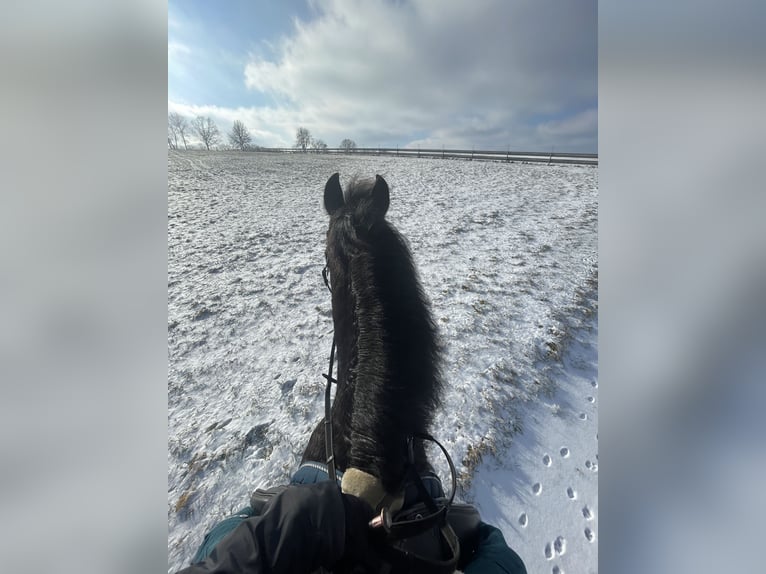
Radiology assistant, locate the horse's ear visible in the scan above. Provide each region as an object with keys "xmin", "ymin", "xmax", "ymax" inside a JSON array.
[
  {"xmin": 324, "ymin": 173, "xmax": 344, "ymax": 215},
  {"xmin": 371, "ymin": 175, "xmax": 390, "ymax": 216}
]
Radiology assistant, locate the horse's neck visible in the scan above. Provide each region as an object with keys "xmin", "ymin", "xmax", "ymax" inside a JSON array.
[
  {"xmin": 329, "ymin": 281, "xmax": 355, "ymax": 385},
  {"xmin": 329, "ymin": 238, "xmax": 439, "ymax": 490}
]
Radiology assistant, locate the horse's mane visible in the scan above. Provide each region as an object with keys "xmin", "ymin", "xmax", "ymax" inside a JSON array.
[{"xmin": 325, "ymin": 174, "xmax": 443, "ymax": 490}]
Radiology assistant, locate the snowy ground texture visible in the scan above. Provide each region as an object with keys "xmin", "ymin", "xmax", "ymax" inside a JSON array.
[{"xmin": 168, "ymin": 151, "xmax": 598, "ymax": 573}]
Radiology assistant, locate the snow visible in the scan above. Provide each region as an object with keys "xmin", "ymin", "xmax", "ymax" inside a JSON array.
[
  {"xmin": 167, "ymin": 150, "xmax": 598, "ymax": 573},
  {"xmin": 469, "ymin": 316, "xmax": 598, "ymax": 574}
]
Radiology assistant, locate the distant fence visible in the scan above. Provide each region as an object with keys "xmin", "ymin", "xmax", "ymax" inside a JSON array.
[{"xmin": 258, "ymin": 146, "xmax": 598, "ymax": 166}]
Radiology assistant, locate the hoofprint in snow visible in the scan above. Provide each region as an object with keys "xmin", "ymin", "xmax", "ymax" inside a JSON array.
[
  {"xmin": 168, "ymin": 151, "xmax": 598, "ymax": 573},
  {"xmin": 468, "ymin": 312, "xmax": 597, "ymax": 574}
]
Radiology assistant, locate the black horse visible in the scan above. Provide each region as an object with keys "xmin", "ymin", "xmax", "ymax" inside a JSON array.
[{"xmin": 301, "ymin": 173, "xmax": 443, "ymax": 498}]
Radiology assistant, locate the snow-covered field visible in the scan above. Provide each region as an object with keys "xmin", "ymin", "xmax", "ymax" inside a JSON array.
[{"xmin": 168, "ymin": 150, "xmax": 598, "ymax": 573}]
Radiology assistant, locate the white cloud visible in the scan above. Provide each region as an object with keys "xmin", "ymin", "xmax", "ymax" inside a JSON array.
[{"xmin": 172, "ymin": 0, "xmax": 597, "ymax": 151}]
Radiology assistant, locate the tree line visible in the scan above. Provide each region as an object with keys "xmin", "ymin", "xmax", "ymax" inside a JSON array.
[
  {"xmin": 294, "ymin": 128, "xmax": 357, "ymax": 153},
  {"xmin": 168, "ymin": 113, "xmax": 251, "ymax": 151},
  {"xmin": 168, "ymin": 114, "xmax": 356, "ymax": 153}
]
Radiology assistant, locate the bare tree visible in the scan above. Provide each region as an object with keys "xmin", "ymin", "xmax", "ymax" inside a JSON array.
[
  {"xmin": 311, "ymin": 138, "xmax": 328, "ymax": 152},
  {"xmin": 340, "ymin": 138, "xmax": 357, "ymax": 153},
  {"xmin": 228, "ymin": 120, "xmax": 253, "ymax": 151},
  {"xmin": 168, "ymin": 115, "xmax": 178, "ymax": 149},
  {"xmin": 169, "ymin": 112, "xmax": 190, "ymax": 150},
  {"xmin": 295, "ymin": 127, "xmax": 312, "ymax": 152},
  {"xmin": 192, "ymin": 116, "xmax": 221, "ymax": 151}
]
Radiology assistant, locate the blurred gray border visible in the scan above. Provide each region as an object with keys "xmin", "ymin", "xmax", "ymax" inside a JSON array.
[
  {"xmin": 600, "ymin": 1, "xmax": 765, "ymax": 571},
  {"xmin": 1, "ymin": 3, "xmax": 168, "ymax": 573},
  {"xmin": 2, "ymin": 1, "xmax": 764, "ymax": 572}
]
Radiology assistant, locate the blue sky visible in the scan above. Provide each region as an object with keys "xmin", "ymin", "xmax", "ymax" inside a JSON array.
[{"xmin": 169, "ymin": 0, "xmax": 597, "ymax": 152}]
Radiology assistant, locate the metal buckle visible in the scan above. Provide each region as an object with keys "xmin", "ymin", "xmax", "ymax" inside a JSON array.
[{"xmin": 368, "ymin": 508, "xmax": 392, "ymax": 533}]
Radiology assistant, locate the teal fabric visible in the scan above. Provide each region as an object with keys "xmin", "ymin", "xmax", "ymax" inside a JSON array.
[
  {"xmin": 190, "ymin": 506, "xmax": 254, "ymax": 564},
  {"xmin": 290, "ymin": 462, "xmax": 343, "ymax": 486},
  {"xmin": 464, "ymin": 523, "xmax": 527, "ymax": 574}
]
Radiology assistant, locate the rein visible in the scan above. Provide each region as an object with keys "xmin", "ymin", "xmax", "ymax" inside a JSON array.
[{"xmin": 321, "ymin": 265, "xmax": 338, "ymax": 484}]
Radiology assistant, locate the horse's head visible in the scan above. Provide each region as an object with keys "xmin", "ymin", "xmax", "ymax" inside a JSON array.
[
  {"xmin": 322, "ymin": 172, "xmax": 392, "ymax": 343},
  {"xmin": 324, "ymin": 171, "xmax": 390, "ymax": 227}
]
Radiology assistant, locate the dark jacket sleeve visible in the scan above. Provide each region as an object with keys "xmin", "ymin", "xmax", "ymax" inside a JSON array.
[
  {"xmin": 177, "ymin": 481, "xmax": 348, "ymax": 574},
  {"xmin": 464, "ymin": 522, "xmax": 527, "ymax": 574}
]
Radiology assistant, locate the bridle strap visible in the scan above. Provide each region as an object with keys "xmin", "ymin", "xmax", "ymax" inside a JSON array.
[
  {"xmin": 321, "ymin": 265, "xmax": 338, "ymax": 483},
  {"xmin": 409, "ymin": 433, "xmax": 457, "ymax": 508},
  {"xmin": 322, "ymin": 336, "xmax": 337, "ymax": 483}
]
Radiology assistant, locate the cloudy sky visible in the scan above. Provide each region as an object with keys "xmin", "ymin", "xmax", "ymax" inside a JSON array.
[{"xmin": 168, "ymin": 0, "xmax": 597, "ymax": 152}]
